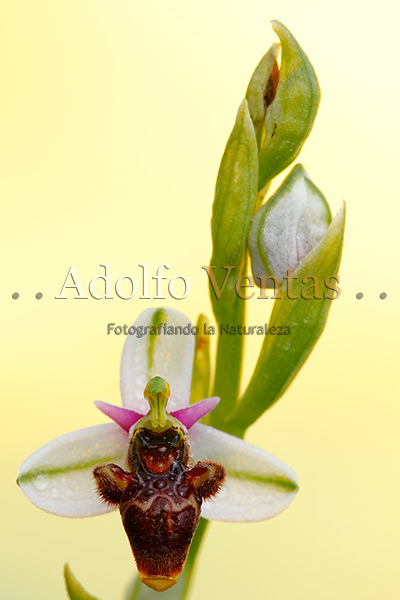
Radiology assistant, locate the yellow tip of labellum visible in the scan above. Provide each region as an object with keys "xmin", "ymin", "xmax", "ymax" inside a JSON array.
[{"xmin": 141, "ymin": 576, "xmax": 177, "ymax": 592}]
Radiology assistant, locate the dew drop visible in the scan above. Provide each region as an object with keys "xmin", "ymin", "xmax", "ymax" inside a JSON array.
[{"xmin": 32, "ymin": 474, "xmax": 49, "ymax": 491}]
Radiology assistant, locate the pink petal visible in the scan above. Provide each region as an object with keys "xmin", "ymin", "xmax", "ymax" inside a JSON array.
[
  {"xmin": 94, "ymin": 401, "xmax": 144, "ymax": 432},
  {"xmin": 95, "ymin": 397, "xmax": 220, "ymax": 432},
  {"xmin": 171, "ymin": 397, "xmax": 220, "ymax": 429}
]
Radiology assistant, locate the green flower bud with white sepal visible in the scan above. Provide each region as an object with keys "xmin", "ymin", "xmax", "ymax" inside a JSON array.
[
  {"xmin": 228, "ymin": 203, "xmax": 345, "ymax": 432},
  {"xmin": 257, "ymin": 21, "xmax": 321, "ymax": 192},
  {"xmin": 249, "ymin": 163, "xmax": 331, "ymax": 286}
]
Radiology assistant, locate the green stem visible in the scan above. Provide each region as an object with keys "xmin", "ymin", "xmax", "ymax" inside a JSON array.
[
  {"xmin": 210, "ymin": 302, "xmax": 244, "ymax": 430},
  {"xmin": 210, "ymin": 263, "xmax": 248, "ymax": 431}
]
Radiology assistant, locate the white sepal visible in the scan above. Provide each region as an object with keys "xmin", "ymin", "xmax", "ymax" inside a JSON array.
[
  {"xmin": 18, "ymin": 423, "xmax": 129, "ymax": 517},
  {"xmin": 189, "ymin": 424, "xmax": 298, "ymax": 522},
  {"xmin": 120, "ymin": 307, "xmax": 195, "ymax": 413}
]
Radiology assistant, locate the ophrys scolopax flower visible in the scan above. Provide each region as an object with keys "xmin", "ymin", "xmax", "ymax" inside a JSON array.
[{"xmin": 18, "ymin": 308, "xmax": 298, "ymax": 591}]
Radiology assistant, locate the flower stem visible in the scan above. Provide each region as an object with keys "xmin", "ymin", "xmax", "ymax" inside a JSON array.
[
  {"xmin": 210, "ymin": 260, "xmax": 248, "ymax": 432},
  {"xmin": 211, "ymin": 315, "xmax": 244, "ymax": 427}
]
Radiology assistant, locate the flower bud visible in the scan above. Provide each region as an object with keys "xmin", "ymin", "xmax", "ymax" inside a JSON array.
[
  {"xmin": 228, "ymin": 201, "xmax": 346, "ymax": 431},
  {"xmin": 256, "ymin": 21, "xmax": 321, "ymax": 191},
  {"xmin": 249, "ymin": 164, "xmax": 331, "ymax": 286}
]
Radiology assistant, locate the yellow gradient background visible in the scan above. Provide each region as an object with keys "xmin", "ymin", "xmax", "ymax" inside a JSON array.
[{"xmin": 1, "ymin": 2, "xmax": 399, "ymax": 599}]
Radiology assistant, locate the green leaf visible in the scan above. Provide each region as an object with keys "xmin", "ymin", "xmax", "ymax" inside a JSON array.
[
  {"xmin": 227, "ymin": 203, "xmax": 345, "ymax": 431},
  {"xmin": 258, "ymin": 21, "xmax": 321, "ymax": 191},
  {"xmin": 64, "ymin": 564, "xmax": 101, "ymax": 600}
]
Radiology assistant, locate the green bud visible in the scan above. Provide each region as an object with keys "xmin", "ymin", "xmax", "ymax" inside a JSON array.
[
  {"xmin": 227, "ymin": 202, "xmax": 346, "ymax": 432},
  {"xmin": 249, "ymin": 164, "xmax": 331, "ymax": 286},
  {"xmin": 257, "ymin": 21, "xmax": 321, "ymax": 191}
]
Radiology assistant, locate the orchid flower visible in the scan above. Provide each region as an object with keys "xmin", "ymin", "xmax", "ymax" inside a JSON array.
[
  {"xmin": 18, "ymin": 307, "xmax": 298, "ymax": 589},
  {"xmin": 15, "ymin": 20, "xmax": 346, "ymax": 600}
]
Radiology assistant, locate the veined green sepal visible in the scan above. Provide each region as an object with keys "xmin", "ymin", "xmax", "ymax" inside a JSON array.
[{"xmin": 258, "ymin": 21, "xmax": 321, "ymax": 191}]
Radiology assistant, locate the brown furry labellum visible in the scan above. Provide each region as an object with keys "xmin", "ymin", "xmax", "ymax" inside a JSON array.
[{"xmin": 94, "ymin": 421, "xmax": 225, "ymax": 592}]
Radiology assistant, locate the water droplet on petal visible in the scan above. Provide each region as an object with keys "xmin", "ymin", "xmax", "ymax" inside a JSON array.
[{"xmin": 32, "ymin": 474, "xmax": 49, "ymax": 491}]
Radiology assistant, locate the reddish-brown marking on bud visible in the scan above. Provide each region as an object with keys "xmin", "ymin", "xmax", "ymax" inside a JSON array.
[{"xmin": 265, "ymin": 60, "xmax": 279, "ymax": 108}]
